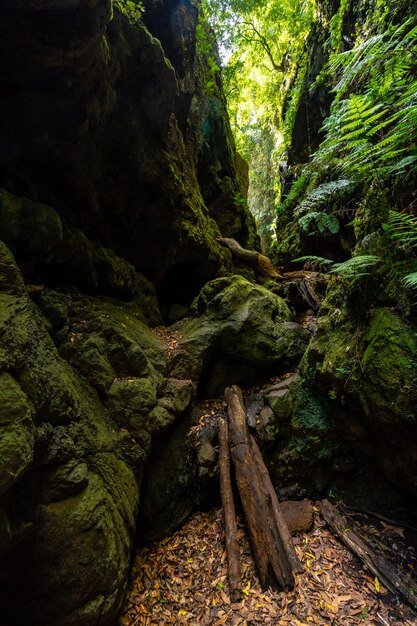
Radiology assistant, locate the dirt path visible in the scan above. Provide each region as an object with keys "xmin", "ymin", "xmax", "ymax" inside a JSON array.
[{"xmin": 119, "ymin": 508, "xmax": 416, "ymax": 626}]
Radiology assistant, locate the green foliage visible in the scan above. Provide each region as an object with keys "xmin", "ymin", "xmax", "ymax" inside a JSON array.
[
  {"xmin": 293, "ymin": 255, "xmax": 335, "ymax": 268},
  {"xmin": 294, "ymin": 254, "xmax": 380, "ymax": 279},
  {"xmin": 114, "ymin": 0, "xmax": 144, "ymax": 23},
  {"xmin": 403, "ymin": 273, "xmax": 417, "ymax": 290},
  {"xmin": 330, "ymin": 255, "xmax": 379, "ymax": 278},
  {"xmin": 383, "ymin": 210, "xmax": 417, "ymax": 294},
  {"xmin": 298, "ymin": 211, "xmax": 340, "ymax": 235},
  {"xmin": 281, "ymin": 13, "xmax": 417, "ymax": 315},
  {"xmin": 293, "ymin": 178, "xmax": 356, "ymax": 234},
  {"xmin": 384, "ymin": 211, "xmax": 417, "ymax": 249},
  {"xmin": 203, "ymin": 0, "xmax": 315, "ymax": 247},
  {"xmin": 294, "ymin": 179, "xmax": 354, "ymax": 216},
  {"xmin": 327, "ymin": 0, "xmax": 350, "ymax": 53},
  {"xmin": 313, "ymin": 20, "xmax": 417, "ymax": 183},
  {"xmin": 196, "ymin": 16, "xmax": 221, "ymax": 94}
]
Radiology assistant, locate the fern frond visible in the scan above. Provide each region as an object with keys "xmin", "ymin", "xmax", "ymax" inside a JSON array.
[
  {"xmin": 292, "ymin": 255, "xmax": 335, "ymax": 267},
  {"xmin": 384, "ymin": 211, "xmax": 417, "ymax": 249},
  {"xmin": 294, "ymin": 179, "xmax": 354, "ymax": 216},
  {"xmin": 330, "ymin": 255, "xmax": 379, "ymax": 277},
  {"xmin": 403, "ymin": 272, "xmax": 417, "ymax": 289}
]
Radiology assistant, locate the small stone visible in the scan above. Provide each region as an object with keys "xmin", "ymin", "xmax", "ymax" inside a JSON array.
[
  {"xmin": 259, "ymin": 406, "xmax": 274, "ymax": 429},
  {"xmin": 197, "ymin": 439, "xmax": 217, "ymax": 467}
]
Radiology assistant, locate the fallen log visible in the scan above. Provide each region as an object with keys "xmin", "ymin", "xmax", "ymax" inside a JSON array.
[
  {"xmin": 281, "ymin": 270, "xmax": 327, "ymax": 311},
  {"xmin": 320, "ymin": 499, "xmax": 417, "ymax": 607},
  {"xmin": 250, "ymin": 436, "xmax": 303, "ymax": 574},
  {"xmin": 218, "ymin": 418, "xmax": 241, "ymax": 602},
  {"xmin": 217, "ymin": 237, "xmax": 283, "ymax": 279},
  {"xmin": 281, "ymin": 270, "xmax": 325, "ymax": 280},
  {"xmin": 225, "ymin": 385, "xmax": 294, "ymax": 591}
]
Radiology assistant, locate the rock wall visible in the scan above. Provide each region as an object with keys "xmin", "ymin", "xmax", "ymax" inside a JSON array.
[
  {"xmin": 270, "ymin": 0, "xmax": 417, "ymax": 503},
  {"xmin": 0, "ymin": 0, "xmax": 258, "ymax": 306},
  {"xmin": 0, "ymin": 0, "xmax": 261, "ymax": 623}
]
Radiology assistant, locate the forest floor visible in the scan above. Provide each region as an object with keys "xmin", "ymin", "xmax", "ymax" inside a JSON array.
[
  {"xmin": 131, "ymin": 324, "xmax": 417, "ymax": 625},
  {"xmin": 119, "ymin": 506, "xmax": 416, "ymax": 626}
]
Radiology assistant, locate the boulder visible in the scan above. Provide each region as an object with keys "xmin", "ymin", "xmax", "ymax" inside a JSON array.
[
  {"xmin": 0, "ymin": 242, "xmax": 197, "ymax": 624},
  {"xmin": 0, "ymin": 242, "xmax": 143, "ymax": 624},
  {"xmin": 284, "ymin": 289, "xmax": 417, "ymax": 496},
  {"xmin": 171, "ymin": 276, "xmax": 309, "ymax": 396}
]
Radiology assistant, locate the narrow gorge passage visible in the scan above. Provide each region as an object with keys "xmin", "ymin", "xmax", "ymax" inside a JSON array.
[{"xmin": 0, "ymin": 0, "xmax": 416, "ymax": 623}]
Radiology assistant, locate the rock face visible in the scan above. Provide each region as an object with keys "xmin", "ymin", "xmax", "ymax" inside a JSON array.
[
  {"xmin": 0, "ymin": 2, "xmax": 261, "ymax": 621},
  {"xmin": 171, "ymin": 276, "xmax": 309, "ymax": 397},
  {"xmin": 0, "ymin": 239, "xmax": 201, "ymax": 625},
  {"xmin": 0, "ymin": 0, "xmax": 258, "ymax": 306},
  {"xmin": 268, "ymin": 0, "xmax": 417, "ymax": 503},
  {"xmin": 0, "ymin": 243, "xmax": 140, "ymax": 625},
  {"xmin": 299, "ymin": 301, "xmax": 417, "ymax": 494},
  {"xmin": 254, "ymin": 284, "xmax": 417, "ymax": 503}
]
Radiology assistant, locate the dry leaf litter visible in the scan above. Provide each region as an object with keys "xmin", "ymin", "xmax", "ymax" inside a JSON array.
[
  {"xmin": 137, "ymin": 335, "xmax": 416, "ymax": 625},
  {"xmin": 119, "ymin": 507, "xmax": 416, "ymax": 626}
]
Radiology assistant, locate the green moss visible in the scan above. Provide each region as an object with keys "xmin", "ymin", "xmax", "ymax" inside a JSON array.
[
  {"xmin": 291, "ymin": 386, "xmax": 332, "ymax": 433},
  {"xmin": 0, "ymin": 372, "xmax": 35, "ymax": 493},
  {"xmin": 301, "ymin": 307, "xmax": 358, "ymax": 389},
  {"xmin": 358, "ymin": 308, "xmax": 417, "ymax": 422}
]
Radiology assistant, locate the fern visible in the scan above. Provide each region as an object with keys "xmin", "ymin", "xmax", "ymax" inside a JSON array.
[
  {"xmin": 295, "ymin": 179, "xmax": 353, "ymax": 214},
  {"xmin": 311, "ymin": 19, "xmax": 417, "ymax": 184},
  {"xmin": 298, "ymin": 211, "xmax": 340, "ymax": 234},
  {"xmin": 293, "ymin": 255, "xmax": 335, "ymax": 268},
  {"xmin": 383, "ymin": 211, "xmax": 417, "ymax": 249},
  {"xmin": 403, "ymin": 272, "xmax": 417, "ymax": 289},
  {"xmin": 292, "ymin": 254, "xmax": 380, "ymax": 279},
  {"xmin": 330, "ymin": 255, "xmax": 380, "ymax": 278}
]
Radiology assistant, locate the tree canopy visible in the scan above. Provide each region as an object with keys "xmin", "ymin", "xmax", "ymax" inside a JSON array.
[{"xmin": 202, "ymin": 0, "xmax": 315, "ymax": 246}]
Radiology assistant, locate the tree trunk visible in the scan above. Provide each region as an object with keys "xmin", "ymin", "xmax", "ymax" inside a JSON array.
[
  {"xmin": 217, "ymin": 237, "xmax": 282, "ymax": 279},
  {"xmin": 225, "ymin": 385, "xmax": 294, "ymax": 590},
  {"xmin": 320, "ymin": 499, "xmax": 417, "ymax": 607},
  {"xmin": 218, "ymin": 418, "xmax": 241, "ymax": 602},
  {"xmin": 250, "ymin": 436, "xmax": 303, "ymax": 574}
]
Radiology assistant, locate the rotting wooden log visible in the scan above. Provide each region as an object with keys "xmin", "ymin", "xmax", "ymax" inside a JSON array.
[
  {"xmin": 299, "ymin": 279, "xmax": 320, "ymax": 311},
  {"xmin": 225, "ymin": 385, "xmax": 294, "ymax": 591},
  {"xmin": 250, "ymin": 436, "xmax": 303, "ymax": 574},
  {"xmin": 218, "ymin": 418, "xmax": 241, "ymax": 602},
  {"xmin": 281, "ymin": 500, "xmax": 314, "ymax": 534},
  {"xmin": 217, "ymin": 237, "xmax": 283, "ymax": 279},
  {"xmin": 281, "ymin": 270, "xmax": 325, "ymax": 281},
  {"xmin": 320, "ymin": 499, "xmax": 417, "ymax": 608}
]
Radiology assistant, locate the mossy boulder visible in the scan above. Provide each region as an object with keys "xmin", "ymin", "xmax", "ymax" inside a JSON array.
[
  {"xmin": 0, "ymin": 373, "xmax": 35, "ymax": 496},
  {"xmin": 171, "ymin": 275, "xmax": 309, "ymax": 397},
  {"xmin": 0, "ymin": 187, "xmax": 63, "ymax": 262},
  {"xmin": 0, "ymin": 242, "xmax": 143, "ymax": 625},
  {"xmin": 358, "ymin": 308, "xmax": 417, "ymax": 423},
  {"xmin": 291, "ymin": 282, "xmax": 417, "ymax": 496},
  {"xmin": 55, "ymin": 295, "xmax": 165, "ymax": 396},
  {"xmin": 0, "ymin": 242, "xmax": 199, "ymax": 624}
]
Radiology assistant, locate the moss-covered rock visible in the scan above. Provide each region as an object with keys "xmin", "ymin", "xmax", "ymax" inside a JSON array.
[
  {"xmin": 0, "ymin": 242, "xmax": 143, "ymax": 624},
  {"xmin": 0, "ymin": 373, "xmax": 35, "ymax": 496},
  {"xmin": 288, "ymin": 281, "xmax": 417, "ymax": 496},
  {"xmin": 172, "ymin": 275, "xmax": 308, "ymax": 396},
  {"xmin": 0, "ymin": 0, "xmax": 258, "ymax": 307},
  {"xmin": 0, "ymin": 187, "xmax": 63, "ymax": 262},
  {"xmin": 358, "ymin": 308, "xmax": 417, "ymax": 423},
  {"xmin": 0, "ymin": 242, "xmax": 199, "ymax": 625}
]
